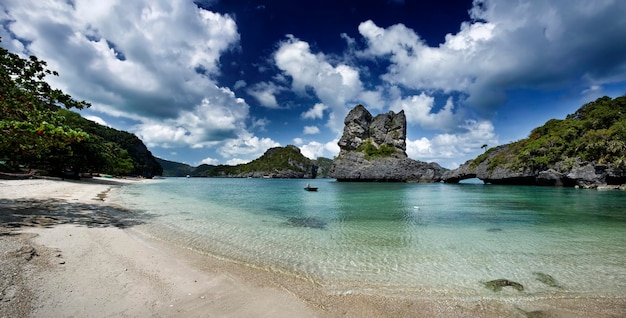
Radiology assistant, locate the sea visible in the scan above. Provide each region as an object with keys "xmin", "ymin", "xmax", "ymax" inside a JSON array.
[{"xmin": 118, "ymin": 178, "xmax": 626, "ymax": 298}]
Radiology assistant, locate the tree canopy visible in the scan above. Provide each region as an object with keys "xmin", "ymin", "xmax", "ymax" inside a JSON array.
[
  {"xmin": 473, "ymin": 95, "xmax": 626, "ymax": 171},
  {"xmin": 0, "ymin": 38, "xmax": 91, "ymax": 172},
  {"xmin": 1, "ymin": 38, "xmax": 162, "ymax": 177}
]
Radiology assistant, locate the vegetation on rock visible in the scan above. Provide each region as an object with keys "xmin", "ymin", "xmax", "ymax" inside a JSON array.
[
  {"xmin": 159, "ymin": 146, "xmax": 327, "ymax": 178},
  {"xmin": 475, "ymin": 96, "xmax": 626, "ymax": 172},
  {"xmin": 356, "ymin": 138, "xmax": 399, "ymax": 159}
]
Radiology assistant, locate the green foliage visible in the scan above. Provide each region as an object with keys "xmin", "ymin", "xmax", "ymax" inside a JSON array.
[
  {"xmin": 0, "ymin": 39, "xmax": 161, "ymax": 176},
  {"xmin": 313, "ymin": 157, "xmax": 333, "ymax": 177},
  {"xmin": 160, "ymin": 149, "xmax": 330, "ymax": 178},
  {"xmin": 476, "ymin": 96, "xmax": 626, "ymax": 171},
  {"xmin": 1, "ymin": 38, "xmax": 90, "ymax": 171},
  {"xmin": 357, "ymin": 139, "xmax": 397, "ymax": 159},
  {"xmin": 224, "ymin": 145, "xmax": 311, "ymax": 176},
  {"xmin": 58, "ymin": 109, "xmax": 162, "ymax": 177},
  {"xmin": 156, "ymin": 158, "xmax": 193, "ymax": 177}
]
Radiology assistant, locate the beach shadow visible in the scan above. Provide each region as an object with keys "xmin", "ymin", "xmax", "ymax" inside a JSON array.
[{"xmin": 0, "ymin": 198, "xmax": 152, "ymax": 230}]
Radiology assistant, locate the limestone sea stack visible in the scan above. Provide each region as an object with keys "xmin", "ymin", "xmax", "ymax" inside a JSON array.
[{"xmin": 329, "ymin": 105, "xmax": 444, "ymax": 182}]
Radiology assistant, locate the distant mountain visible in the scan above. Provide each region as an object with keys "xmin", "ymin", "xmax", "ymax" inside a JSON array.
[
  {"xmin": 159, "ymin": 145, "xmax": 331, "ymax": 178},
  {"xmin": 155, "ymin": 158, "xmax": 194, "ymax": 177},
  {"xmin": 443, "ymin": 96, "xmax": 626, "ymax": 188}
]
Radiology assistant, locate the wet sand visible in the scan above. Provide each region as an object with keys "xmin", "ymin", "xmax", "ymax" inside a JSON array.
[{"xmin": 1, "ymin": 178, "xmax": 624, "ymax": 317}]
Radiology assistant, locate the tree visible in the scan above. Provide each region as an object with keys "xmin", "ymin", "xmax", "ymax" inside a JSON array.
[{"xmin": 0, "ymin": 38, "xmax": 90, "ymax": 171}]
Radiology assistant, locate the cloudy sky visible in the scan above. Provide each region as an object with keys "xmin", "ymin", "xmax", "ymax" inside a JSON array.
[{"xmin": 2, "ymin": 0, "xmax": 626, "ymax": 168}]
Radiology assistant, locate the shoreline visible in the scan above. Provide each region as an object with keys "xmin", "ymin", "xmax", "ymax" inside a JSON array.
[{"xmin": 1, "ymin": 178, "xmax": 624, "ymax": 317}]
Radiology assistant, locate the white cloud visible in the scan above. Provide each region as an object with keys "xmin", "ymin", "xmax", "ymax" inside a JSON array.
[
  {"xmin": 217, "ymin": 132, "xmax": 280, "ymax": 159},
  {"xmin": 0, "ymin": 1, "xmax": 262, "ymax": 152},
  {"xmin": 84, "ymin": 115, "xmax": 108, "ymax": 126},
  {"xmin": 358, "ymin": 0, "xmax": 626, "ymax": 110},
  {"xmin": 199, "ymin": 157, "xmax": 219, "ymax": 165},
  {"xmin": 233, "ymin": 80, "xmax": 247, "ymax": 90},
  {"xmin": 250, "ymin": 117, "xmax": 270, "ymax": 131},
  {"xmin": 1, "ymin": 0, "xmax": 240, "ymax": 118},
  {"xmin": 134, "ymin": 87, "xmax": 249, "ymax": 148},
  {"xmin": 390, "ymin": 93, "xmax": 461, "ymax": 131},
  {"xmin": 226, "ymin": 158, "xmax": 250, "ymax": 165},
  {"xmin": 246, "ymin": 81, "xmax": 285, "ymax": 108},
  {"xmin": 301, "ymin": 103, "xmax": 328, "ymax": 120},
  {"xmin": 274, "ymin": 35, "xmax": 384, "ymax": 133},
  {"xmin": 303, "ymin": 125, "xmax": 320, "ymax": 135},
  {"xmin": 0, "ymin": 0, "xmax": 291, "ymax": 164},
  {"xmin": 299, "ymin": 139, "xmax": 340, "ymax": 160},
  {"xmin": 293, "ymin": 137, "xmax": 304, "ymax": 145},
  {"xmin": 406, "ymin": 120, "xmax": 498, "ymax": 168}
]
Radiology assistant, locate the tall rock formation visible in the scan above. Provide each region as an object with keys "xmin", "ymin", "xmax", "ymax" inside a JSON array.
[{"xmin": 330, "ymin": 105, "xmax": 444, "ymax": 182}]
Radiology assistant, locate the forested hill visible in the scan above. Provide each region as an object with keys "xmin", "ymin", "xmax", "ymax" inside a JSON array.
[
  {"xmin": 158, "ymin": 146, "xmax": 333, "ymax": 178},
  {"xmin": 60, "ymin": 110, "xmax": 162, "ymax": 177},
  {"xmin": 443, "ymin": 96, "xmax": 626, "ymax": 187}
]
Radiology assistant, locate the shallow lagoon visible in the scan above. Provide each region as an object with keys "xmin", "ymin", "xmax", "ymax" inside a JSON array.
[{"xmin": 119, "ymin": 178, "xmax": 626, "ymax": 298}]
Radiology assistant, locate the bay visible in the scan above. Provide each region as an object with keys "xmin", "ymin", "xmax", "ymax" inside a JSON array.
[{"xmin": 118, "ymin": 178, "xmax": 626, "ymax": 298}]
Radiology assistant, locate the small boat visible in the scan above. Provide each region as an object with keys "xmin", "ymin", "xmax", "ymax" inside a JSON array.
[{"xmin": 304, "ymin": 184, "xmax": 318, "ymax": 191}]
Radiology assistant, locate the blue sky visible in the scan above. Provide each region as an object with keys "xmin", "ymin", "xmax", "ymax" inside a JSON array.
[{"xmin": 2, "ymin": 0, "xmax": 625, "ymax": 168}]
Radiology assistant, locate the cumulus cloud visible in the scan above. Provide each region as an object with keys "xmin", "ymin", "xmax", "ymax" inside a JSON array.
[
  {"xmin": 233, "ymin": 80, "xmax": 247, "ymax": 90},
  {"xmin": 406, "ymin": 120, "xmax": 498, "ymax": 168},
  {"xmin": 390, "ymin": 93, "xmax": 462, "ymax": 131},
  {"xmin": 301, "ymin": 103, "xmax": 328, "ymax": 120},
  {"xmin": 217, "ymin": 132, "xmax": 280, "ymax": 160},
  {"xmin": 358, "ymin": 0, "xmax": 626, "ymax": 111},
  {"xmin": 199, "ymin": 157, "xmax": 220, "ymax": 165},
  {"xmin": 134, "ymin": 87, "xmax": 248, "ymax": 148},
  {"xmin": 303, "ymin": 126, "xmax": 320, "ymax": 135},
  {"xmin": 299, "ymin": 140, "xmax": 340, "ymax": 160},
  {"xmin": 246, "ymin": 81, "xmax": 285, "ymax": 108},
  {"xmin": 0, "ymin": 0, "xmax": 287, "ymax": 163},
  {"xmin": 274, "ymin": 35, "xmax": 384, "ymax": 132},
  {"xmin": 1, "ymin": 0, "xmax": 240, "ymax": 118}
]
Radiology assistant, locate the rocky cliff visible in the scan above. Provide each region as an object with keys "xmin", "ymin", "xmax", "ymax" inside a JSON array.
[
  {"xmin": 443, "ymin": 145, "xmax": 626, "ymax": 188},
  {"xmin": 330, "ymin": 105, "xmax": 444, "ymax": 182},
  {"xmin": 443, "ymin": 96, "xmax": 626, "ymax": 188}
]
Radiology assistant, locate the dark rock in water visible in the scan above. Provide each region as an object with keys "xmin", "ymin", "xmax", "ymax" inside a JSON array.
[
  {"xmin": 516, "ymin": 307, "xmax": 547, "ymax": 318},
  {"xmin": 483, "ymin": 279, "xmax": 524, "ymax": 292},
  {"xmin": 486, "ymin": 228, "xmax": 503, "ymax": 232},
  {"xmin": 286, "ymin": 217, "xmax": 327, "ymax": 229},
  {"xmin": 533, "ymin": 272, "xmax": 561, "ymax": 288},
  {"xmin": 330, "ymin": 105, "xmax": 445, "ymax": 182}
]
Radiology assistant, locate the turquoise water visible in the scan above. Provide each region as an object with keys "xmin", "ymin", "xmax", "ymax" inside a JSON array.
[{"xmin": 119, "ymin": 178, "xmax": 626, "ymax": 298}]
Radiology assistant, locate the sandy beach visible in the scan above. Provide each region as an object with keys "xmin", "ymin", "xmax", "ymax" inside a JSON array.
[{"xmin": 1, "ymin": 178, "xmax": 624, "ymax": 317}]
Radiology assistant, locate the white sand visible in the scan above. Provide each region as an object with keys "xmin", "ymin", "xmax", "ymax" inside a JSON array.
[{"xmin": 1, "ymin": 178, "xmax": 624, "ymax": 317}]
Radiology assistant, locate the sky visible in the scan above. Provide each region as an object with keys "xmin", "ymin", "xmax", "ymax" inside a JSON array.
[{"xmin": 1, "ymin": 0, "xmax": 626, "ymax": 168}]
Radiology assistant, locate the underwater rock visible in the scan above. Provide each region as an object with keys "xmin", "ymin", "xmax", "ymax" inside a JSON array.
[
  {"xmin": 483, "ymin": 279, "xmax": 524, "ymax": 292},
  {"xmin": 516, "ymin": 307, "xmax": 547, "ymax": 318},
  {"xmin": 486, "ymin": 228, "xmax": 503, "ymax": 232},
  {"xmin": 286, "ymin": 217, "xmax": 327, "ymax": 229},
  {"xmin": 533, "ymin": 272, "xmax": 561, "ymax": 288}
]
